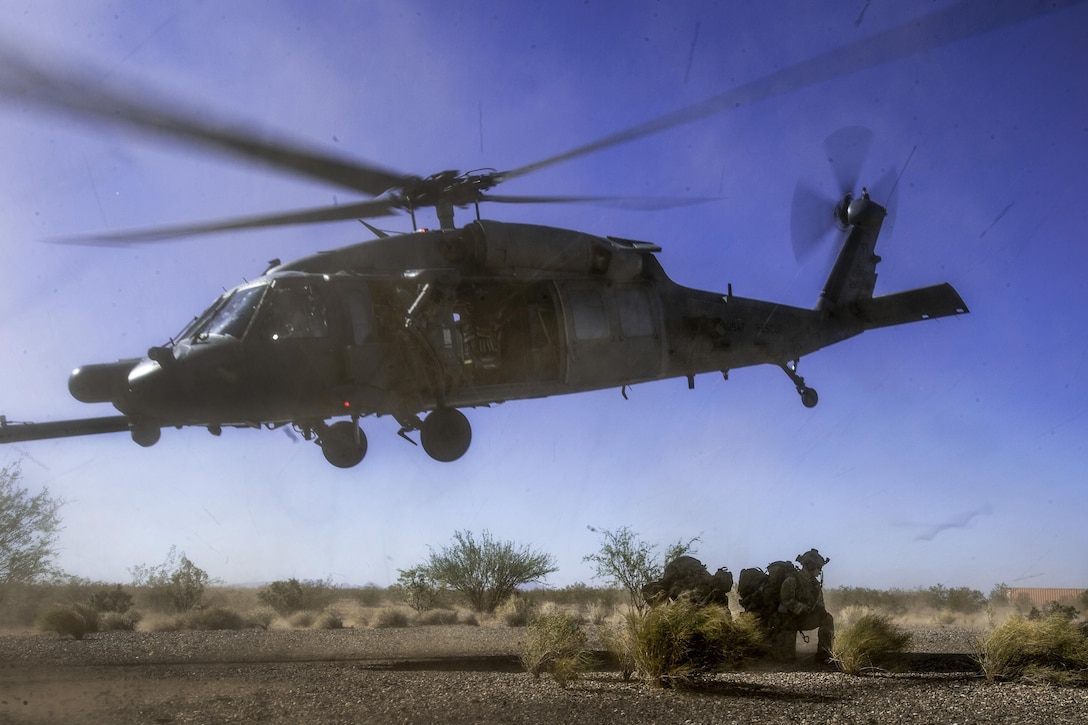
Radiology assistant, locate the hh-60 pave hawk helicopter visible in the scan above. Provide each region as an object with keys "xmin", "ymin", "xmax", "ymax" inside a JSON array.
[{"xmin": 7, "ymin": 2, "xmax": 1042, "ymax": 466}]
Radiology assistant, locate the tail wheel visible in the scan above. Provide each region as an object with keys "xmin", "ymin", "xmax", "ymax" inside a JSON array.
[
  {"xmin": 420, "ymin": 408, "xmax": 472, "ymax": 462},
  {"xmin": 320, "ymin": 420, "xmax": 368, "ymax": 468}
]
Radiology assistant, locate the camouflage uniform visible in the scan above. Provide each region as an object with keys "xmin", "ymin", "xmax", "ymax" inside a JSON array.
[{"xmin": 771, "ymin": 549, "xmax": 835, "ymax": 663}]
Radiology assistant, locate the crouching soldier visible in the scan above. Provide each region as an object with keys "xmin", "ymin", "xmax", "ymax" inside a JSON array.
[{"xmin": 772, "ymin": 548, "xmax": 835, "ymax": 663}]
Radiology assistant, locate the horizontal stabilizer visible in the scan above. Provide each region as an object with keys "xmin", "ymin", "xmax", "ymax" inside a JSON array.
[
  {"xmin": 0, "ymin": 415, "xmax": 131, "ymax": 444},
  {"xmin": 852, "ymin": 283, "xmax": 969, "ymax": 330}
]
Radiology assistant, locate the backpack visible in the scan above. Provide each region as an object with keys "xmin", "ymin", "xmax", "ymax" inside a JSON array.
[
  {"xmin": 738, "ymin": 560, "xmax": 798, "ymax": 614},
  {"xmin": 737, "ymin": 567, "xmax": 768, "ymax": 611}
]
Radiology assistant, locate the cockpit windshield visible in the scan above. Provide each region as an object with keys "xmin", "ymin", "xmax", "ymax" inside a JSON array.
[{"xmin": 175, "ymin": 285, "xmax": 267, "ymax": 343}]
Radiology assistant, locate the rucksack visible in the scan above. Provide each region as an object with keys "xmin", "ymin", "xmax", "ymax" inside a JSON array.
[
  {"xmin": 738, "ymin": 560, "xmax": 798, "ymax": 614},
  {"xmin": 737, "ymin": 567, "xmax": 768, "ymax": 611}
]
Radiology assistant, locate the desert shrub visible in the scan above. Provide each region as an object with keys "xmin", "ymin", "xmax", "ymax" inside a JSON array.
[
  {"xmin": 373, "ymin": 607, "xmax": 410, "ymax": 628},
  {"xmin": 976, "ymin": 615, "xmax": 1088, "ymax": 685},
  {"xmin": 89, "ymin": 584, "xmax": 134, "ymax": 614},
  {"xmin": 393, "ymin": 567, "xmax": 446, "ymax": 613},
  {"xmin": 831, "ymin": 613, "xmax": 912, "ymax": 675},
  {"xmin": 248, "ymin": 605, "xmax": 277, "ymax": 630},
  {"xmin": 183, "ymin": 606, "xmax": 248, "ymax": 631},
  {"xmin": 583, "ymin": 527, "xmax": 700, "ymax": 615},
  {"xmin": 497, "ymin": 594, "xmax": 534, "ymax": 627},
  {"xmin": 1028, "ymin": 601, "xmax": 1079, "ymax": 622},
  {"xmin": 599, "ymin": 622, "xmax": 637, "ymax": 681},
  {"xmin": 257, "ymin": 578, "xmax": 337, "ymax": 616},
  {"xmin": 289, "ymin": 610, "xmax": 316, "ymax": 628},
  {"xmin": 353, "ymin": 584, "xmax": 386, "ymax": 608},
  {"xmin": 315, "ymin": 609, "xmax": 344, "ymax": 629},
  {"xmin": 99, "ymin": 609, "xmax": 142, "ymax": 632},
  {"xmin": 826, "ymin": 586, "xmax": 913, "ymax": 616},
  {"xmin": 37, "ymin": 604, "xmax": 96, "ymax": 639},
  {"xmin": 628, "ymin": 602, "xmax": 765, "ymax": 687},
  {"xmin": 585, "ymin": 600, "xmax": 613, "ymax": 625},
  {"xmin": 129, "ymin": 547, "xmax": 210, "ymax": 613},
  {"xmin": 521, "ymin": 610, "xmax": 594, "ymax": 687},
  {"xmin": 459, "ymin": 611, "xmax": 479, "ymax": 626},
  {"xmin": 417, "ymin": 530, "xmax": 558, "ymax": 614},
  {"xmin": 413, "ymin": 608, "xmax": 460, "ymax": 626}
]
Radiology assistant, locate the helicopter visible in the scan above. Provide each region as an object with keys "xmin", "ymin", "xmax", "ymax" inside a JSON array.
[{"xmin": 7, "ymin": 5, "xmax": 1042, "ymax": 467}]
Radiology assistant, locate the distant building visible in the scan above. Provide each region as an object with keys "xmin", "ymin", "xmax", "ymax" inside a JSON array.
[{"xmin": 1004, "ymin": 588, "xmax": 1086, "ymax": 609}]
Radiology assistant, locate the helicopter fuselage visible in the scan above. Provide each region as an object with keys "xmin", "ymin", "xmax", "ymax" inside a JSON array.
[{"xmin": 8, "ymin": 209, "xmax": 968, "ymax": 465}]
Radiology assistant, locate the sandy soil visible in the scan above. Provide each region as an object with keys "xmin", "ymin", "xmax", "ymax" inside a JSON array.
[{"xmin": 2, "ymin": 624, "xmax": 1086, "ymax": 724}]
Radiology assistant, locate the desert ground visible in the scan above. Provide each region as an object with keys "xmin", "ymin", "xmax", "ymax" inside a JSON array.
[{"xmin": 2, "ymin": 623, "xmax": 1087, "ymax": 724}]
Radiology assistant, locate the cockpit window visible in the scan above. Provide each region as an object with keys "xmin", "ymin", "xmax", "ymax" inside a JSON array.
[
  {"xmin": 199, "ymin": 285, "xmax": 267, "ymax": 340},
  {"xmin": 254, "ymin": 283, "xmax": 329, "ymax": 340}
]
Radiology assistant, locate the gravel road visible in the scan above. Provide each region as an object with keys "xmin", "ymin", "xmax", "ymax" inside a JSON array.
[{"xmin": 2, "ymin": 625, "xmax": 1086, "ymax": 724}]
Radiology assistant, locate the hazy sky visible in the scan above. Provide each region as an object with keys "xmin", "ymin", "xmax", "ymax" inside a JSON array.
[{"xmin": 1, "ymin": 1, "xmax": 1085, "ymax": 593}]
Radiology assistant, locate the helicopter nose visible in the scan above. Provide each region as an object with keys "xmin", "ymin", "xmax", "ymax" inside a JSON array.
[{"xmin": 68, "ymin": 360, "xmax": 139, "ymax": 403}]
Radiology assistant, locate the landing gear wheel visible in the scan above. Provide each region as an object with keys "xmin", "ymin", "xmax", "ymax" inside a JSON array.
[
  {"xmin": 800, "ymin": 387, "xmax": 819, "ymax": 408},
  {"xmin": 320, "ymin": 420, "xmax": 368, "ymax": 468},
  {"xmin": 420, "ymin": 408, "xmax": 472, "ymax": 462},
  {"xmin": 130, "ymin": 425, "xmax": 161, "ymax": 447}
]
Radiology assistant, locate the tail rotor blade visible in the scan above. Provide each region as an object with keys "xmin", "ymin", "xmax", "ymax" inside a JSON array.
[
  {"xmin": 791, "ymin": 181, "xmax": 838, "ymax": 262},
  {"xmin": 823, "ymin": 126, "xmax": 873, "ymax": 196}
]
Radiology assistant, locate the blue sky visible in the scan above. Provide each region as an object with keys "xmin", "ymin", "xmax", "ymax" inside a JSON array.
[{"xmin": 0, "ymin": 1, "xmax": 1085, "ymax": 593}]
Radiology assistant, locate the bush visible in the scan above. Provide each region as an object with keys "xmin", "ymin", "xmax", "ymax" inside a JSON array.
[
  {"xmin": 37, "ymin": 604, "xmax": 96, "ymax": 639},
  {"xmin": 583, "ymin": 526, "xmax": 700, "ymax": 615},
  {"xmin": 248, "ymin": 605, "xmax": 278, "ymax": 630},
  {"xmin": 628, "ymin": 601, "xmax": 765, "ymax": 687},
  {"xmin": 420, "ymin": 530, "xmax": 558, "ymax": 614},
  {"xmin": 99, "ymin": 609, "xmax": 142, "ymax": 632},
  {"xmin": 289, "ymin": 610, "xmax": 316, "ymax": 628},
  {"xmin": 831, "ymin": 614, "xmax": 912, "ymax": 675},
  {"xmin": 315, "ymin": 609, "xmax": 344, "ymax": 630},
  {"xmin": 393, "ymin": 567, "xmax": 445, "ymax": 613},
  {"xmin": 976, "ymin": 615, "xmax": 1088, "ymax": 685},
  {"xmin": 497, "ymin": 594, "xmax": 533, "ymax": 627},
  {"xmin": 257, "ymin": 578, "xmax": 337, "ymax": 616},
  {"xmin": 183, "ymin": 606, "xmax": 248, "ymax": 631},
  {"xmin": 373, "ymin": 607, "xmax": 410, "ymax": 628},
  {"xmin": 129, "ymin": 547, "xmax": 210, "ymax": 613},
  {"xmin": 521, "ymin": 611, "xmax": 594, "ymax": 687},
  {"xmin": 412, "ymin": 608, "xmax": 460, "ymax": 626},
  {"xmin": 89, "ymin": 585, "xmax": 135, "ymax": 614}
]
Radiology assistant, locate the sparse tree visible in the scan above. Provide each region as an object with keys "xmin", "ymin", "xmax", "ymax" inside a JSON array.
[
  {"xmin": 0, "ymin": 462, "xmax": 64, "ymax": 593},
  {"xmin": 422, "ymin": 530, "xmax": 557, "ymax": 614},
  {"xmin": 395, "ymin": 566, "xmax": 445, "ymax": 613},
  {"xmin": 583, "ymin": 526, "xmax": 700, "ymax": 614},
  {"xmin": 130, "ymin": 546, "xmax": 209, "ymax": 612}
]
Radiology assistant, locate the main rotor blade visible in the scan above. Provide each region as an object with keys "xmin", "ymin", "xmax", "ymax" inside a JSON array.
[
  {"xmin": 499, "ymin": 0, "xmax": 1084, "ymax": 183},
  {"xmin": 480, "ymin": 193, "xmax": 716, "ymax": 210},
  {"xmin": 0, "ymin": 48, "xmax": 406, "ymax": 197},
  {"xmin": 51, "ymin": 199, "xmax": 400, "ymax": 245}
]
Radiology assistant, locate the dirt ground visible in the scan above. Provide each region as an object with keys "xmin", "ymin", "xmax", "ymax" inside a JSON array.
[{"xmin": 2, "ymin": 625, "xmax": 1086, "ymax": 724}]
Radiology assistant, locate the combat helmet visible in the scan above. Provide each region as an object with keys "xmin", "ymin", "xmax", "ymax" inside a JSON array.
[{"xmin": 796, "ymin": 548, "xmax": 830, "ymax": 570}]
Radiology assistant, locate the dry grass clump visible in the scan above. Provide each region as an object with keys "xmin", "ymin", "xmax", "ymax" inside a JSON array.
[
  {"xmin": 496, "ymin": 594, "xmax": 533, "ymax": 626},
  {"xmin": 976, "ymin": 615, "xmax": 1088, "ymax": 685},
  {"xmin": 314, "ymin": 609, "xmax": 344, "ymax": 629},
  {"xmin": 831, "ymin": 613, "xmax": 912, "ymax": 675},
  {"xmin": 36, "ymin": 604, "xmax": 98, "ymax": 640},
  {"xmin": 628, "ymin": 601, "xmax": 766, "ymax": 688},
  {"xmin": 412, "ymin": 608, "xmax": 461, "ymax": 626},
  {"xmin": 520, "ymin": 610, "xmax": 594, "ymax": 687},
  {"xmin": 372, "ymin": 607, "xmax": 411, "ymax": 628}
]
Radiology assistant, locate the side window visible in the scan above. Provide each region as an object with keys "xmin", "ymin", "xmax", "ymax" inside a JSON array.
[
  {"xmin": 568, "ymin": 288, "xmax": 610, "ymax": 340},
  {"xmin": 617, "ymin": 287, "xmax": 654, "ymax": 337},
  {"xmin": 256, "ymin": 283, "xmax": 329, "ymax": 340},
  {"xmin": 343, "ymin": 285, "xmax": 374, "ymax": 345}
]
